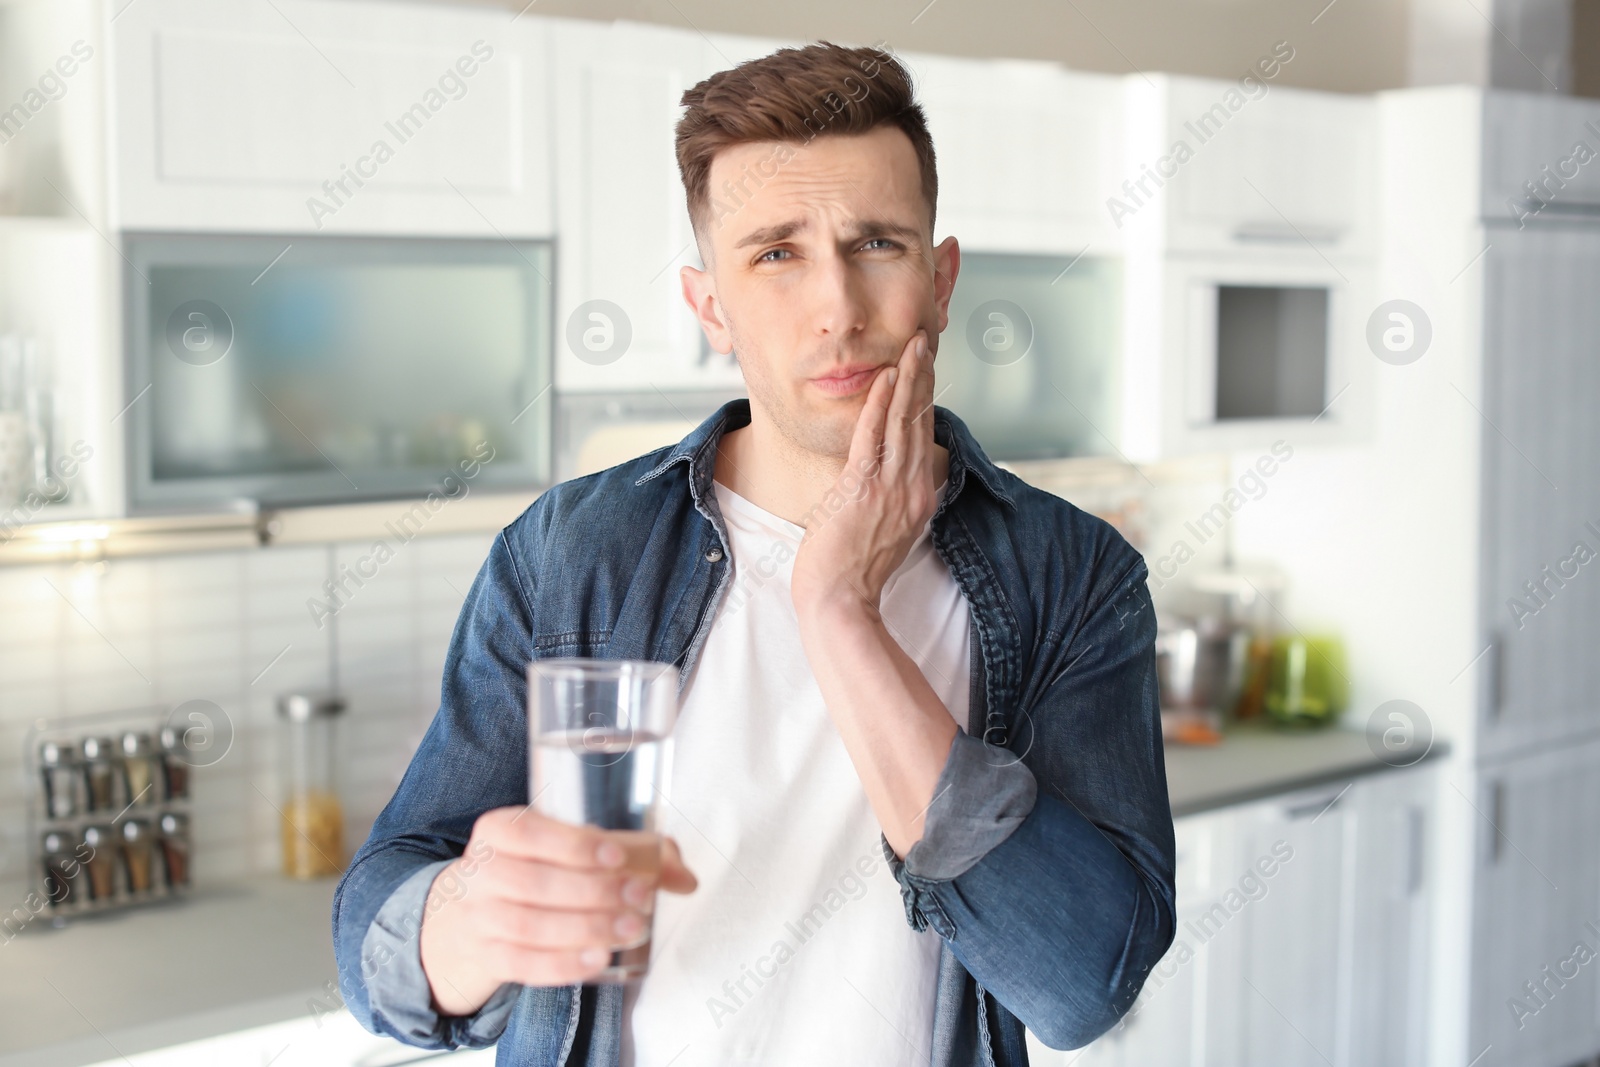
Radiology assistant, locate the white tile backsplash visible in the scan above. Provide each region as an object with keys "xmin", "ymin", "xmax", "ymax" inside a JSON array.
[{"xmin": 0, "ymin": 531, "xmax": 492, "ymax": 891}]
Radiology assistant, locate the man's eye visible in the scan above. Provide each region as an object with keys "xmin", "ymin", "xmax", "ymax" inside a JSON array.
[
  {"xmin": 757, "ymin": 248, "xmax": 791, "ymax": 263},
  {"xmin": 862, "ymin": 238, "xmax": 897, "ymax": 251}
]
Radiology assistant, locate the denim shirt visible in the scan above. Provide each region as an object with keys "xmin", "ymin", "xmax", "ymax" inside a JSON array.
[{"xmin": 332, "ymin": 399, "xmax": 1176, "ymax": 1066}]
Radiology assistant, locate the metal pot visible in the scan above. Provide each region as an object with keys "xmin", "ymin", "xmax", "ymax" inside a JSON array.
[{"xmin": 1155, "ymin": 613, "xmax": 1250, "ymax": 715}]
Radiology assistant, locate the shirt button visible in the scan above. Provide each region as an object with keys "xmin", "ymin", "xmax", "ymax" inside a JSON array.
[{"xmin": 705, "ymin": 547, "xmax": 724, "ymax": 563}]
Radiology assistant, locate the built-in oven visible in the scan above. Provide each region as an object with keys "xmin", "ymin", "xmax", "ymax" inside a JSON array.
[
  {"xmin": 1142, "ymin": 253, "xmax": 1372, "ymax": 456},
  {"xmin": 123, "ymin": 233, "xmax": 554, "ymax": 512}
]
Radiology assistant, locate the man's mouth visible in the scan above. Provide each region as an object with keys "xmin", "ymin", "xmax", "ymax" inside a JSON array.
[{"xmin": 809, "ymin": 364, "xmax": 880, "ymax": 397}]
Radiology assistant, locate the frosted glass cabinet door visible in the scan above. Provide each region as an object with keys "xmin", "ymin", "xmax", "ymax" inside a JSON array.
[
  {"xmin": 935, "ymin": 251, "xmax": 1120, "ymax": 461},
  {"xmin": 126, "ymin": 233, "xmax": 554, "ymax": 510}
]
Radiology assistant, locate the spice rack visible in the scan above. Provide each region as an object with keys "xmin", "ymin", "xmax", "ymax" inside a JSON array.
[{"xmin": 23, "ymin": 707, "xmax": 194, "ymax": 921}]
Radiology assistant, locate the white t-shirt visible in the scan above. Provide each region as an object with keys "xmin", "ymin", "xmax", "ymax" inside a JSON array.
[{"xmin": 620, "ymin": 475, "xmax": 970, "ymax": 1067}]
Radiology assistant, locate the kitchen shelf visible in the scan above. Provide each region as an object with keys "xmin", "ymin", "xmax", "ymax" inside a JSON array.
[{"xmin": 0, "ymin": 489, "xmax": 545, "ymax": 566}]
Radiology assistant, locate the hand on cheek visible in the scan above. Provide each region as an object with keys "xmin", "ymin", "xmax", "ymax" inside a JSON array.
[{"xmin": 789, "ymin": 329, "xmax": 938, "ymax": 619}]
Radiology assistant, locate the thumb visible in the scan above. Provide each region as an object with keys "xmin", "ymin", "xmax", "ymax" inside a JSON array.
[{"xmin": 659, "ymin": 836, "xmax": 698, "ymax": 894}]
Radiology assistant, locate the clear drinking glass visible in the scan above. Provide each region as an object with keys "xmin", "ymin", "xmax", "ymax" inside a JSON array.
[{"xmin": 527, "ymin": 659, "xmax": 679, "ymax": 982}]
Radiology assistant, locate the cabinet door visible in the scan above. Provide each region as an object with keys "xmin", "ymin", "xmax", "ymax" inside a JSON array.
[
  {"xmin": 905, "ymin": 53, "xmax": 1123, "ymax": 255},
  {"xmin": 1481, "ymin": 94, "xmax": 1600, "ymax": 223},
  {"xmin": 1471, "ymin": 742, "xmax": 1600, "ymax": 1067},
  {"xmin": 112, "ymin": 0, "xmax": 551, "ymax": 235},
  {"xmin": 1158, "ymin": 77, "xmax": 1376, "ymax": 259},
  {"xmin": 1348, "ymin": 767, "xmax": 1435, "ymax": 1066},
  {"xmin": 1478, "ymin": 227, "xmax": 1600, "ymax": 757},
  {"xmin": 1230, "ymin": 785, "xmax": 1351, "ymax": 1067},
  {"xmin": 548, "ymin": 19, "xmax": 743, "ymax": 394}
]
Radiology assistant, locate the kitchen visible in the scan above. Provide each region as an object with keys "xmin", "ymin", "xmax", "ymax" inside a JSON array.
[{"xmin": 0, "ymin": 0, "xmax": 1596, "ymax": 1064}]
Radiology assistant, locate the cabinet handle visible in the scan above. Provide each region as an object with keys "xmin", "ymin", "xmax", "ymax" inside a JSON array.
[
  {"xmin": 1485, "ymin": 632, "xmax": 1505, "ymax": 720},
  {"xmin": 1406, "ymin": 806, "xmax": 1425, "ymax": 896},
  {"xmin": 1231, "ymin": 221, "xmax": 1344, "ymax": 246},
  {"xmin": 1283, "ymin": 788, "xmax": 1346, "ymax": 821},
  {"xmin": 1486, "ymin": 779, "xmax": 1505, "ymax": 865}
]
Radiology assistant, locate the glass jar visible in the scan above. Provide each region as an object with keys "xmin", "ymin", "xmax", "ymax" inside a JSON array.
[
  {"xmin": 119, "ymin": 732, "xmax": 158, "ymax": 808},
  {"xmin": 121, "ymin": 819, "xmax": 156, "ymax": 894},
  {"xmin": 158, "ymin": 812, "xmax": 190, "ymax": 888},
  {"xmin": 80, "ymin": 824, "xmax": 120, "ymax": 901},
  {"xmin": 1264, "ymin": 633, "xmax": 1349, "ymax": 728},
  {"xmin": 276, "ymin": 692, "xmax": 346, "ymax": 879},
  {"xmin": 38, "ymin": 740, "xmax": 80, "ymax": 820},
  {"xmin": 41, "ymin": 830, "xmax": 84, "ymax": 907},
  {"xmin": 157, "ymin": 725, "xmax": 191, "ymax": 800},
  {"xmin": 80, "ymin": 736, "xmax": 118, "ymax": 813}
]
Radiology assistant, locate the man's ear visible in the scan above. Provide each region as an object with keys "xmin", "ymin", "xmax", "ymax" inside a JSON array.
[
  {"xmin": 681, "ymin": 263, "xmax": 734, "ymax": 355},
  {"xmin": 932, "ymin": 236, "xmax": 961, "ymax": 338}
]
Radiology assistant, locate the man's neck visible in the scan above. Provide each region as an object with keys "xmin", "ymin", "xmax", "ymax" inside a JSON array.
[{"xmin": 711, "ymin": 407, "xmax": 950, "ymax": 529}]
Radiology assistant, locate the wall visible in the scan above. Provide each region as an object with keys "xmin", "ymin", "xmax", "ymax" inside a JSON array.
[
  {"xmin": 428, "ymin": 0, "xmax": 1412, "ymax": 93},
  {"xmin": 0, "ymin": 529, "xmax": 495, "ymax": 892}
]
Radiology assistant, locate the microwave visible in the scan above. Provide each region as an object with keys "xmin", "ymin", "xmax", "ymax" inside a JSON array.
[{"xmin": 123, "ymin": 233, "xmax": 554, "ymax": 511}]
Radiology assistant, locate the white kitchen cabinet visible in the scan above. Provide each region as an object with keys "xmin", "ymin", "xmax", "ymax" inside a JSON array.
[
  {"xmin": 1469, "ymin": 739, "xmax": 1600, "ymax": 1067},
  {"xmin": 1480, "ymin": 92, "xmax": 1600, "ymax": 225},
  {"xmin": 904, "ymin": 53, "xmax": 1124, "ymax": 255},
  {"xmin": 547, "ymin": 18, "xmax": 743, "ymax": 394},
  {"xmin": 1122, "ymin": 75, "xmax": 1378, "ymax": 260},
  {"xmin": 1476, "ymin": 226, "xmax": 1600, "ymax": 760},
  {"xmin": 1228, "ymin": 783, "xmax": 1351, "ymax": 1067},
  {"xmin": 1113, "ymin": 74, "xmax": 1378, "ymax": 462},
  {"xmin": 1347, "ymin": 767, "xmax": 1435, "ymax": 1066},
  {"xmin": 1029, "ymin": 767, "xmax": 1437, "ymax": 1067},
  {"xmin": 111, "ymin": 0, "xmax": 552, "ymax": 236}
]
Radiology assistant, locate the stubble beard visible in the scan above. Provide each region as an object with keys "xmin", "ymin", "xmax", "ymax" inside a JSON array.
[{"xmin": 728, "ymin": 327, "xmax": 858, "ymax": 464}]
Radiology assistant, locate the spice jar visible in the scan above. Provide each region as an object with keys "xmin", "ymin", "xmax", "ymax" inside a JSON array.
[
  {"xmin": 276, "ymin": 691, "xmax": 346, "ymax": 879},
  {"xmin": 158, "ymin": 812, "xmax": 190, "ymax": 888},
  {"xmin": 41, "ymin": 830, "xmax": 85, "ymax": 906},
  {"xmin": 119, "ymin": 732, "xmax": 158, "ymax": 807},
  {"xmin": 80, "ymin": 824, "xmax": 119, "ymax": 901},
  {"xmin": 80, "ymin": 736, "xmax": 118, "ymax": 812},
  {"xmin": 38, "ymin": 740, "xmax": 80, "ymax": 820},
  {"xmin": 157, "ymin": 725, "xmax": 191, "ymax": 800},
  {"xmin": 121, "ymin": 819, "xmax": 156, "ymax": 894}
]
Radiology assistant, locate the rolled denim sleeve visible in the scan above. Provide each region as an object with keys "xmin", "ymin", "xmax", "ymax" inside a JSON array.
[
  {"xmin": 362, "ymin": 860, "xmax": 520, "ymax": 1046},
  {"xmin": 891, "ymin": 730, "xmax": 1038, "ymax": 882},
  {"xmin": 879, "ymin": 551, "xmax": 1175, "ymax": 1052}
]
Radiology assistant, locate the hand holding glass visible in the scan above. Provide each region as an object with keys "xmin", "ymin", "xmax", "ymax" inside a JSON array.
[{"xmin": 528, "ymin": 659, "xmax": 681, "ymax": 982}]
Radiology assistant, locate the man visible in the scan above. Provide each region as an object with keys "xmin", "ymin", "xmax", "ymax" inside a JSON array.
[{"xmin": 334, "ymin": 40, "xmax": 1174, "ymax": 1066}]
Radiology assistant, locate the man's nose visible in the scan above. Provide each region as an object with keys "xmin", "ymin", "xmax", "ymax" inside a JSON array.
[{"xmin": 806, "ymin": 249, "xmax": 869, "ymax": 339}]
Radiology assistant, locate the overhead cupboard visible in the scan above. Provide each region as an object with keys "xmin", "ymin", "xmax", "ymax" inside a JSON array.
[
  {"xmin": 1, "ymin": 0, "xmax": 1379, "ymax": 538},
  {"xmin": 1115, "ymin": 75, "xmax": 1380, "ymax": 462}
]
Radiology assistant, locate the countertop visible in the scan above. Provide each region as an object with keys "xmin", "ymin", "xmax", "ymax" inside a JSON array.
[
  {"xmin": 0, "ymin": 878, "xmax": 338, "ymax": 1066},
  {"xmin": 0, "ymin": 725, "xmax": 1445, "ymax": 1065},
  {"xmin": 1164, "ymin": 723, "xmax": 1446, "ymax": 817}
]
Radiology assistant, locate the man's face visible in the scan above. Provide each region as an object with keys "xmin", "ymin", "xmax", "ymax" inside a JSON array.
[{"xmin": 680, "ymin": 125, "xmax": 960, "ymax": 460}]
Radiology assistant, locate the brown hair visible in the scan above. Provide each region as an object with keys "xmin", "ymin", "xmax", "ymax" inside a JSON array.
[{"xmin": 675, "ymin": 41, "xmax": 938, "ymax": 249}]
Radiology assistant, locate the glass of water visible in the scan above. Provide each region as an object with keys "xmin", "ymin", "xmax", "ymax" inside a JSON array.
[{"xmin": 527, "ymin": 658, "xmax": 679, "ymax": 982}]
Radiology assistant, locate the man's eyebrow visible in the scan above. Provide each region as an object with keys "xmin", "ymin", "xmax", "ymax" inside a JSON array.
[
  {"xmin": 735, "ymin": 219, "xmax": 806, "ymax": 249},
  {"xmin": 733, "ymin": 218, "xmax": 924, "ymax": 250}
]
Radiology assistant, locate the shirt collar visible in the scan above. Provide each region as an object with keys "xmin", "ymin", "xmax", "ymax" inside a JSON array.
[{"xmin": 634, "ymin": 397, "xmax": 1017, "ymax": 515}]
